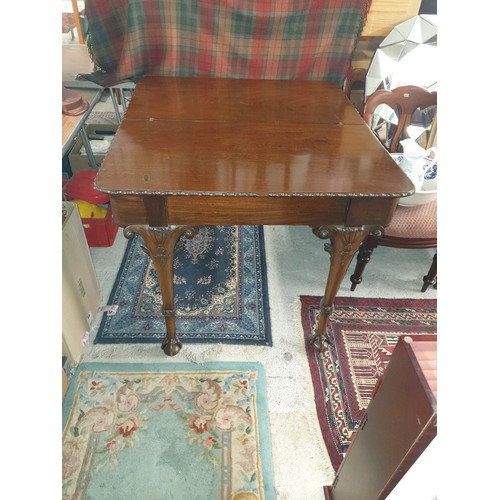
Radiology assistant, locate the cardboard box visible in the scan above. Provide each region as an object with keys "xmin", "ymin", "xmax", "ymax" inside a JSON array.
[
  {"xmin": 68, "ymin": 124, "xmax": 118, "ymax": 174},
  {"xmin": 62, "ymin": 202, "xmax": 101, "ymax": 364}
]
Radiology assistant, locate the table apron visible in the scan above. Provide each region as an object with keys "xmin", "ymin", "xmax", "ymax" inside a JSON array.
[{"xmin": 109, "ymin": 194, "xmax": 399, "ymax": 227}]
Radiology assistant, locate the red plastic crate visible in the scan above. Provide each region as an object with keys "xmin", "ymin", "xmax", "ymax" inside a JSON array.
[{"xmin": 81, "ymin": 208, "xmax": 118, "ymax": 247}]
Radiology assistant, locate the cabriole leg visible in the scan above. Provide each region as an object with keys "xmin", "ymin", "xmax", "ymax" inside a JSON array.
[
  {"xmin": 312, "ymin": 226, "xmax": 372, "ymax": 351},
  {"xmin": 124, "ymin": 225, "xmax": 198, "ymax": 356}
]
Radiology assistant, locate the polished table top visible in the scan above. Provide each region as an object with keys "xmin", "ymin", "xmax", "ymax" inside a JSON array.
[{"xmin": 96, "ymin": 77, "xmax": 413, "ymax": 204}]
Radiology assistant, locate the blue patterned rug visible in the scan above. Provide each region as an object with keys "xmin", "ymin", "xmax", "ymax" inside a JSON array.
[{"xmin": 95, "ymin": 226, "xmax": 272, "ymax": 345}]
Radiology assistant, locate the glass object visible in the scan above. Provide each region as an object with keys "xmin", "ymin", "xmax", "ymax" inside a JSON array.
[
  {"xmin": 365, "ymin": 15, "xmax": 437, "ymax": 148},
  {"xmin": 365, "ymin": 15, "xmax": 437, "ymax": 99},
  {"xmin": 370, "ymin": 103, "xmax": 436, "ymax": 151}
]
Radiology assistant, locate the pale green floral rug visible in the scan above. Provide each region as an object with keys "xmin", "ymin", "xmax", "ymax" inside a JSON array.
[{"xmin": 62, "ymin": 362, "xmax": 276, "ymax": 499}]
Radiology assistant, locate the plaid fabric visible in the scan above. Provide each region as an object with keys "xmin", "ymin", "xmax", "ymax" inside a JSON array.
[{"xmin": 83, "ymin": 0, "xmax": 371, "ymax": 88}]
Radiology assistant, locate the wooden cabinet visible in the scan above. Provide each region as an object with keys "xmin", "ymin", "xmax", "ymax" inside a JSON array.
[{"xmin": 324, "ymin": 335, "xmax": 437, "ymax": 500}]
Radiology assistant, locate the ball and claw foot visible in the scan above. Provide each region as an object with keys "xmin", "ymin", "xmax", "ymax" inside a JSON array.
[
  {"xmin": 161, "ymin": 338, "xmax": 183, "ymax": 356},
  {"xmin": 311, "ymin": 332, "xmax": 332, "ymax": 352}
]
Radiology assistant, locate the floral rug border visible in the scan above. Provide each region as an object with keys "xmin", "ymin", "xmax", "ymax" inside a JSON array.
[{"xmin": 63, "ymin": 362, "xmax": 276, "ymax": 499}]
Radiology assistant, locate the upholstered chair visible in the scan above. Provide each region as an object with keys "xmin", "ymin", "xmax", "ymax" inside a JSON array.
[{"xmin": 349, "ymin": 85, "xmax": 437, "ymax": 292}]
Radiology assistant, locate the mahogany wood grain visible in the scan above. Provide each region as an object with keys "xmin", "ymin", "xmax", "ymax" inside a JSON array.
[
  {"xmin": 109, "ymin": 194, "xmax": 399, "ymax": 227},
  {"xmin": 122, "ymin": 77, "xmax": 364, "ymax": 124},
  {"xmin": 329, "ymin": 336, "xmax": 437, "ymax": 500},
  {"xmin": 95, "ymin": 77, "xmax": 413, "ymax": 356},
  {"xmin": 97, "ymin": 77, "xmax": 412, "ymax": 198},
  {"xmin": 100, "ymin": 121, "xmax": 412, "ymax": 196}
]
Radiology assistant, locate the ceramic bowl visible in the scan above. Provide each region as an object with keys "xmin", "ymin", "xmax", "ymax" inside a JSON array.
[
  {"xmin": 398, "ymin": 177, "xmax": 437, "ymax": 207},
  {"xmin": 391, "ymin": 154, "xmax": 437, "ymax": 207}
]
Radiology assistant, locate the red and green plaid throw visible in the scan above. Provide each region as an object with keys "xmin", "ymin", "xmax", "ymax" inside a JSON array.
[{"xmin": 82, "ymin": 0, "xmax": 371, "ymax": 88}]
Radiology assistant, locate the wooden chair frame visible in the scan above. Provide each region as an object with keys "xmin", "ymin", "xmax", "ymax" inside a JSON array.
[
  {"xmin": 349, "ymin": 85, "xmax": 437, "ymax": 292},
  {"xmin": 363, "ymin": 85, "xmax": 437, "ymax": 153}
]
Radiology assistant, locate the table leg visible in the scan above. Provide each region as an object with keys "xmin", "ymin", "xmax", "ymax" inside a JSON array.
[
  {"xmin": 123, "ymin": 224, "xmax": 198, "ymax": 356},
  {"xmin": 311, "ymin": 226, "xmax": 370, "ymax": 351}
]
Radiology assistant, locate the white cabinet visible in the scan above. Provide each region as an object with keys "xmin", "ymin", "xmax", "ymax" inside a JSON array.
[{"xmin": 62, "ymin": 202, "xmax": 101, "ymax": 364}]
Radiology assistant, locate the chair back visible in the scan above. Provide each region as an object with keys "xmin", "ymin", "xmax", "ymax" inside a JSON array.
[{"xmin": 363, "ymin": 85, "xmax": 437, "ymax": 153}]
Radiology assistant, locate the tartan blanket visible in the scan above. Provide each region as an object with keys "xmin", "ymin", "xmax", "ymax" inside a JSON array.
[{"xmin": 82, "ymin": 0, "xmax": 371, "ymax": 88}]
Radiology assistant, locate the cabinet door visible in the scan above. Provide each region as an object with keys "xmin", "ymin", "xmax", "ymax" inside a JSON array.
[{"xmin": 330, "ymin": 336, "xmax": 437, "ymax": 500}]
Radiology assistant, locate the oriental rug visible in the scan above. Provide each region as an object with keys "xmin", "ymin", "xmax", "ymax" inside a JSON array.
[
  {"xmin": 62, "ymin": 362, "xmax": 275, "ymax": 499},
  {"xmin": 95, "ymin": 226, "xmax": 271, "ymax": 346},
  {"xmin": 300, "ymin": 296, "xmax": 437, "ymax": 471}
]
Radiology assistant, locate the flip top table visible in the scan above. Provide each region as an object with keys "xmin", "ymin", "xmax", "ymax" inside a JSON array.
[{"xmin": 95, "ymin": 76, "xmax": 413, "ymax": 356}]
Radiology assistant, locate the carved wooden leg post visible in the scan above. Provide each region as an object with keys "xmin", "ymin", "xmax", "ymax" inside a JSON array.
[
  {"xmin": 124, "ymin": 225, "xmax": 198, "ymax": 356},
  {"xmin": 421, "ymin": 252, "xmax": 437, "ymax": 292},
  {"xmin": 349, "ymin": 229, "xmax": 383, "ymax": 291},
  {"xmin": 312, "ymin": 226, "xmax": 371, "ymax": 352}
]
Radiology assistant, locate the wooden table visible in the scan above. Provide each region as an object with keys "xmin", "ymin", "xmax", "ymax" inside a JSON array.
[{"xmin": 95, "ymin": 76, "xmax": 413, "ymax": 356}]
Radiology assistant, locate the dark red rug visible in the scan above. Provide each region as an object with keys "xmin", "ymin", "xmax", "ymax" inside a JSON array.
[{"xmin": 300, "ymin": 296, "xmax": 437, "ymax": 471}]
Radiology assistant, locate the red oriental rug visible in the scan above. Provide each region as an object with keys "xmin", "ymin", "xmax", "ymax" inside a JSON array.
[{"xmin": 300, "ymin": 296, "xmax": 437, "ymax": 471}]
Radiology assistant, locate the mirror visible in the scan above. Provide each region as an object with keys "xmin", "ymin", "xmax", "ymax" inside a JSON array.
[
  {"xmin": 365, "ymin": 15, "xmax": 437, "ymax": 98},
  {"xmin": 364, "ymin": 15, "xmax": 437, "ymax": 148}
]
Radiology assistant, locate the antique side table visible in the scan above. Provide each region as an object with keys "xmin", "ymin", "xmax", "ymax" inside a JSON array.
[{"xmin": 95, "ymin": 76, "xmax": 413, "ymax": 356}]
